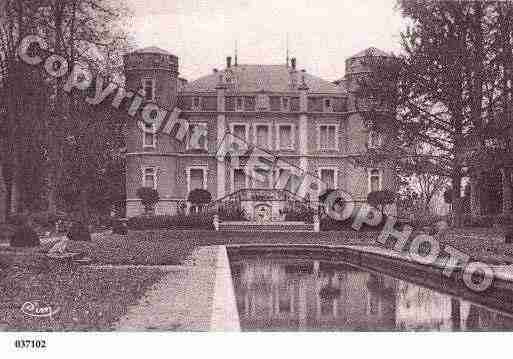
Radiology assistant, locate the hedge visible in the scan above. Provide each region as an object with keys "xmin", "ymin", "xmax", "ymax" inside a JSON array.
[{"xmin": 127, "ymin": 214, "xmax": 214, "ymax": 231}]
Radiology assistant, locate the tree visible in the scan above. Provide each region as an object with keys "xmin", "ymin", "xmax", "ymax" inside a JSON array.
[
  {"xmin": 187, "ymin": 189, "xmax": 212, "ymax": 213},
  {"xmin": 136, "ymin": 187, "xmax": 159, "ymax": 215},
  {"xmin": 355, "ymin": 1, "xmax": 513, "ymax": 226},
  {"xmin": 367, "ymin": 190, "xmax": 397, "ymax": 216},
  {"xmin": 0, "ymin": 0, "xmax": 133, "ymax": 222}
]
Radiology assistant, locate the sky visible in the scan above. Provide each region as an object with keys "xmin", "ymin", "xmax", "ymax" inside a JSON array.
[{"xmin": 125, "ymin": 0, "xmax": 405, "ymax": 82}]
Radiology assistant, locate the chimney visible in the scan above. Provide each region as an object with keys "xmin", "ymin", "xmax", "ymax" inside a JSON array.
[
  {"xmin": 226, "ymin": 56, "xmax": 232, "ymax": 68},
  {"xmin": 291, "ymin": 57, "xmax": 296, "ymax": 70},
  {"xmin": 213, "ymin": 68, "xmax": 218, "ymax": 73}
]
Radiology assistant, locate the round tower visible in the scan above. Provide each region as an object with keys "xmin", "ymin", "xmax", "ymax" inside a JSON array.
[
  {"xmin": 345, "ymin": 47, "xmax": 392, "ymax": 111},
  {"xmin": 123, "ymin": 46, "xmax": 179, "ymax": 109}
]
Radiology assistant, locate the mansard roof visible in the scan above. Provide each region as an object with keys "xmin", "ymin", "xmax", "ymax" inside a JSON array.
[{"xmin": 182, "ymin": 64, "xmax": 341, "ymax": 94}]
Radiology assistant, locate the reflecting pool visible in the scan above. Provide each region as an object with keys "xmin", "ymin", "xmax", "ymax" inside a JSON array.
[{"xmin": 230, "ymin": 254, "xmax": 513, "ymax": 331}]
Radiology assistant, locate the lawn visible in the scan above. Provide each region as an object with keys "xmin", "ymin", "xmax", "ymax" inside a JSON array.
[
  {"xmin": 0, "ymin": 264, "xmax": 165, "ymax": 331},
  {"xmin": 64, "ymin": 230, "xmax": 381, "ymax": 265}
]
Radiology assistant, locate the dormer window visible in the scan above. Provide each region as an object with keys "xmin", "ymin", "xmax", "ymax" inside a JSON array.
[
  {"xmin": 142, "ymin": 78, "xmax": 156, "ymax": 102},
  {"xmin": 324, "ymin": 98, "xmax": 333, "ymax": 112},
  {"xmin": 236, "ymin": 97, "xmax": 244, "ymax": 111}
]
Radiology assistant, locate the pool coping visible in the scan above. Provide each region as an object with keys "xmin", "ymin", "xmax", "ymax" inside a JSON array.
[
  {"xmin": 210, "ymin": 246, "xmax": 241, "ymax": 331},
  {"xmin": 226, "ymin": 243, "xmax": 513, "ymax": 315}
]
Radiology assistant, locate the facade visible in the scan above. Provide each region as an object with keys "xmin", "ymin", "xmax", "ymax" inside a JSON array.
[{"xmin": 124, "ymin": 46, "xmax": 398, "ymax": 219}]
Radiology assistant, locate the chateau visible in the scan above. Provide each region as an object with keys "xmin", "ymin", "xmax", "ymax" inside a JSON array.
[{"xmin": 124, "ymin": 46, "xmax": 399, "ymax": 219}]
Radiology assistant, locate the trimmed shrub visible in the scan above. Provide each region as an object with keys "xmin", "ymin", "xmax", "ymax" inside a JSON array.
[
  {"xmin": 9, "ymin": 225, "xmax": 41, "ymax": 248},
  {"xmin": 30, "ymin": 211, "xmax": 66, "ymax": 229},
  {"xmin": 407, "ymin": 213, "xmax": 450, "ymax": 230},
  {"xmin": 320, "ymin": 216, "xmax": 354, "ymax": 231},
  {"xmin": 136, "ymin": 187, "xmax": 160, "ymax": 214},
  {"xmin": 217, "ymin": 204, "xmax": 248, "ymax": 221},
  {"xmin": 111, "ymin": 218, "xmax": 128, "ymax": 235},
  {"xmin": 495, "ymin": 214, "xmax": 513, "ymax": 227},
  {"xmin": 463, "ymin": 215, "xmax": 494, "ymax": 228},
  {"xmin": 367, "ymin": 190, "xmax": 397, "ymax": 214},
  {"xmin": 187, "ymin": 189, "xmax": 212, "ymax": 212},
  {"xmin": 282, "ymin": 207, "xmax": 315, "ymax": 223},
  {"xmin": 127, "ymin": 214, "xmax": 215, "ymax": 231},
  {"xmin": 67, "ymin": 222, "xmax": 92, "ymax": 241}
]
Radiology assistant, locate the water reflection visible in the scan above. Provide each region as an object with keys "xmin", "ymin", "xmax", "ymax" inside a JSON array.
[{"xmin": 230, "ymin": 256, "xmax": 513, "ymax": 331}]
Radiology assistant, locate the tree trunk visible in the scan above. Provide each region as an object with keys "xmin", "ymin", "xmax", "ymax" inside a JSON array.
[
  {"xmin": 452, "ymin": 173, "xmax": 463, "ymax": 227},
  {"xmin": 470, "ymin": 174, "xmax": 481, "ymax": 217},
  {"xmin": 502, "ymin": 168, "xmax": 512, "ymax": 215}
]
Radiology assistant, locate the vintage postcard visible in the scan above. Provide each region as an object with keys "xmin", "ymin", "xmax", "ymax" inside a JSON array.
[{"xmin": 0, "ymin": 0, "xmax": 512, "ymax": 357}]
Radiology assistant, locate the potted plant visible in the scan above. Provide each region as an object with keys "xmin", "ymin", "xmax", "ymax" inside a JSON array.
[{"xmin": 136, "ymin": 187, "xmax": 160, "ymax": 216}]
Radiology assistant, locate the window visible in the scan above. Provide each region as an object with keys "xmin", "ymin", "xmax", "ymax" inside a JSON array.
[
  {"xmin": 278, "ymin": 287, "xmax": 292, "ymax": 313},
  {"xmin": 192, "ymin": 97, "xmax": 201, "ymax": 110},
  {"xmin": 319, "ymin": 168, "xmax": 337, "ymax": 190},
  {"xmin": 201, "ymin": 96, "xmax": 217, "ymax": 111},
  {"xmin": 142, "ymin": 167, "xmax": 157, "ymax": 189},
  {"xmin": 369, "ymin": 169, "xmax": 382, "ymax": 193},
  {"xmin": 277, "ymin": 124, "xmax": 294, "ymax": 150},
  {"xmin": 290, "ymin": 97, "xmax": 300, "ymax": 112},
  {"xmin": 142, "ymin": 78, "xmax": 156, "ymax": 102},
  {"xmin": 282, "ymin": 97, "xmax": 289, "ymax": 111},
  {"xmin": 225, "ymin": 97, "xmax": 235, "ymax": 111},
  {"xmin": 318, "ymin": 124, "xmax": 338, "ymax": 150},
  {"xmin": 368, "ymin": 131, "xmax": 382, "ymax": 149},
  {"xmin": 187, "ymin": 167, "xmax": 207, "ymax": 194},
  {"xmin": 236, "ymin": 97, "xmax": 243, "ymax": 111},
  {"xmin": 308, "ymin": 97, "xmax": 323, "ymax": 112},
  {"xmin": 244, "ymin": 96, "xmax": 256, "ymax": 111},
  {"xmin": 232, "ymin": 168, "xmax": 248, "ymax": 192},
  {"xmin": 270, "ymin": 96, "xmax": 281, "ymax": 111},
  {"xmin": 257, "ymin": 94, "xmax": 268, "ymax": 111},
  {"xmin": 254, "ymin": 124, "xmax": 271, "ymax": 149},
  {"xmin": 142, "ymin": 123, "xmax": 156, "ymax": 148},
  {"xmin": 187, "ymin": 123, "xmax": 208, "ymax": 150},
  {"xmin": 231, "ymin": 123, "xmax": 248, "ymax": 142},
  {"xmin": 324, "ymin": 98, "xmax": 333, "ymax": 112}
]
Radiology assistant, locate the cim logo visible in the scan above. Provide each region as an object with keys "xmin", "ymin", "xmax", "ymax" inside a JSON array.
[{"xmin": 21, "ymin": 301, "xmax": 60, "ymax": 318}]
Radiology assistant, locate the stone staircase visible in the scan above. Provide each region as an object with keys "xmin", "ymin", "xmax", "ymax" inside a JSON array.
[{"xmin": 218, "ymin": 221, "xmax": 314, "ymax": 232}]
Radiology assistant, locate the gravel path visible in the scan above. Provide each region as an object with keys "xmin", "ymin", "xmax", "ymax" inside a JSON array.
[{"xmin": 114, "ymin": 246, "xmax": 219, "ymax": 331}]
